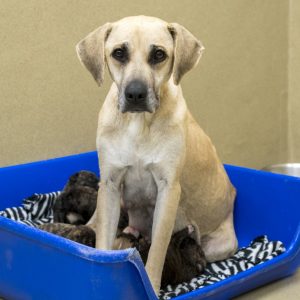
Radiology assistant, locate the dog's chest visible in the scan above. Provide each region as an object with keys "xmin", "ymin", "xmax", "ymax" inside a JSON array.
[
  {"xmin": 122, "ymin": 163, "xmax": 157, "ymax": 206},
  {"xmin": 106, "ymin": 117, "xmax": 159, "ymax": 235},
  {"xmin": 122, "ymin": 163, "xmax": 157, "ymax": 237}
]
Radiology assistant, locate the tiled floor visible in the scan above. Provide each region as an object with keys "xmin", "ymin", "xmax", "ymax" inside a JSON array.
[{"xmin": 235, "ymin": 269, "xmax": 300, "ymax": 299}]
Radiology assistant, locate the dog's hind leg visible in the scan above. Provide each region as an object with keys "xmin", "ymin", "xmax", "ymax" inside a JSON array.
[{"xmin": 201, "ymin": 212, "xmax": 238, "ymax": 262}]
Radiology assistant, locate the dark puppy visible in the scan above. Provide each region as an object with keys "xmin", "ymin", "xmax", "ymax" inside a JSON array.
[
  {"xmin": 53, "ymin": 171, "xmax": 99, "ymax": 224},
  {"xmin": 38, "ymin": 223, "xmax": 96, "ymax": 247},
  {"xmin": 39, "ymin": 222, "xmax": 206, "ymax": 288},
  {"xmin": 64, "ymin": 170, "xmax": 99, "ymax": 190},
  {"xmin": 53, "ymin": 170, "xmax": 129, "ymax": 230},
  {"xmin": 125, "ymin": 225, "xmax": 206, "ymax": 288},
  {"xmin": 161, "ymin": 226, "xmax": 206, "ymax": 287}
]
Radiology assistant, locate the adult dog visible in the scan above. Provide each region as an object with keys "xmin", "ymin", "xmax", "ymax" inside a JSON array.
[{"xmin": 76, "ymin": 16, "xmax": 237, "ymax": 293}]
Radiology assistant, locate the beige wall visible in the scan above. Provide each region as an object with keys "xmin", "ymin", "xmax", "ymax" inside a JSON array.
[
  {"xmin": 288, "ymin": 0, "xmax": 300, "ymax": 162},
  {"xmin": 0, "ymin": 0, "xmax": 289, "ymax": 168}
]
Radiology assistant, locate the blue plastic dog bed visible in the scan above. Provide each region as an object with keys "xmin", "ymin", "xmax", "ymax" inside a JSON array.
[{"xmin": 0, "ymin": 151, "xmax": 300, "ymax": 300}]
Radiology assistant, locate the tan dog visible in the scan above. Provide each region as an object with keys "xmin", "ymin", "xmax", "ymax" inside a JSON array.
[{"xmin": 76, "ymin": 16, "xmax": 238, "ymax": 293}]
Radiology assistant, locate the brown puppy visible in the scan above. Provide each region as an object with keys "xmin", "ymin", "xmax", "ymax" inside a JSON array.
[
  {"xmin": 38, "ymin": 223, "xmax": 206, "ymax": 287},
  {"xmin": 38, "ymin": 223, "xmax": 96, "ymax": 247},
  {"xmin": 52, "ymin": 170, "xmax": 128, "ymax": 233},
  {"xmin": 53, "ymin": 171, "xmax": 98, "ymax": 225},
  {"xmin": 120, "ymin": 225, "xmax": 206, "ymax": 288}
]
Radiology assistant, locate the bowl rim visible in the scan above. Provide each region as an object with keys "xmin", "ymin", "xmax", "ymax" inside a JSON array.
[{"xmin": 262, "ymin": 163, "xmax": 300, "ymax": 170}]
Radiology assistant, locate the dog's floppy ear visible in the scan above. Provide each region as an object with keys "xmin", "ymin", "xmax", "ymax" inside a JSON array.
[
  {"xmin": 76, "ymin": 23, "xmax": 112, "ymax": 86},
  {"xmin": 168, "ymin": 23, "xmax": 205, "ymax": 85}
]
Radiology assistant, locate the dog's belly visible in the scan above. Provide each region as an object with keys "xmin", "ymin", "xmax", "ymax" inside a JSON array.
[{"xmin": 122, "ymin": 165, "xmax": 157, "ymax": 239}]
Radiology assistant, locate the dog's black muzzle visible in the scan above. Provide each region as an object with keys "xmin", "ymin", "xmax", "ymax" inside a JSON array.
[{"xmin": 123, "ymin": 80, "xmax": 151, "ymax": 113}]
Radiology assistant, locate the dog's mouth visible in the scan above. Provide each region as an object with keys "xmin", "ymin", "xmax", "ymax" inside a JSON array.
[
  {"xmin": 121, "ymin": 104, "xmax": 154, "ymax": 114},
  {"xmin": 118, "ymin": 97, "xmax": 158, "ymax": 114}
]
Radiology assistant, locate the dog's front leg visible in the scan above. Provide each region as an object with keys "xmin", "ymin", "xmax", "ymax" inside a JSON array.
[
  {"xmin": 146, "ymin": 178, "xmax": 181, "ymax": 293},
  {"xmin": 96, "ymin": 168, "xmax": 126, "ymax": 250}
]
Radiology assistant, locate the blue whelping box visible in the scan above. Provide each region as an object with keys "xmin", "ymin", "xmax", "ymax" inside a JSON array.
[{"xmin": 0, "ymin": 151, "xmax": 299, "ymax": 300}]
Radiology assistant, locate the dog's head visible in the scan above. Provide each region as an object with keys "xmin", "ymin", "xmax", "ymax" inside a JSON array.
[{"xmin": 76, "ymin": 16, "xmax": 204, "ymax": 113}]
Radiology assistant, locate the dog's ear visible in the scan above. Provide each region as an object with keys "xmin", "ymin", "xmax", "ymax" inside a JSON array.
[
  {"xmin": 76, "ymin": 23, "xmax": 112, "ymax": 86},
  {"xmin": 168, "ymin": 23, "xmax": 205, "ymax": 85}
]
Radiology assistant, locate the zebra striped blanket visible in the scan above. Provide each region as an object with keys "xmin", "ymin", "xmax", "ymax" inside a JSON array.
[
  {"xmin": 0, "ymin": 192, "xmax": 60, "ymax": 227},
  {"xmin": 0, "ymin": 192, "xmax": 285, "ymax": 299}
]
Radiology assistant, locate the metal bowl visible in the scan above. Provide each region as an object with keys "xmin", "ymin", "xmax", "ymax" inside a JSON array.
[{"xmin": 262, "ymin": 163, "xmax": 300, "ymax": 177}]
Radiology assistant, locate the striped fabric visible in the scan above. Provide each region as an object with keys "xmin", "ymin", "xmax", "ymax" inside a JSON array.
[
  {"xmin": 0, "ymin": 193, "xmax": 285, "ymax": 299},
  {"xmin": 0, "ymin": 192, "xmax": 60, "ymax": 227}
]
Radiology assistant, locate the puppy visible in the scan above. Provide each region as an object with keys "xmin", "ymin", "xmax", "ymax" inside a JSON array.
[
  {"xmin": 76, "ymin": 16, "xmax": 238, "ymax": 292},
  {"xmin": 122, "ymin": 225, "xmax": 207, "ymax": 288},
  {"xmin": 64, "ymin": 170, "xmax": 99, "ymax": 190},
  {"xmin": 38, "ymin": 223, "xmax": 206, "ymax": 287},
  {"xmin": 53, "ymin": 171, "xmax": 98, "ymax": 225},
  {"xmin": 52, "ymin": 171, "xmax": 129, "ymax": 232},
  {"xmin": 38, "ymin": 223, "xmax": 96, "ymax": 247}
]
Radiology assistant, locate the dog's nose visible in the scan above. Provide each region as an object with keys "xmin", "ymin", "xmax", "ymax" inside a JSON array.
[{"xmin": 125, "ymin": 80, "xmax": 148, "ymax": 103}]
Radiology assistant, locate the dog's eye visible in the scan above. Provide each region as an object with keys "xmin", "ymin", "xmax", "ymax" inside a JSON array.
[
  {"xmin": 149, "ymin": 48, "xmax": 167, "ymax": 64},
  {"xmin": 112, "ymin": 48, "xmax": 128, "ymax": 63},
  {"xmin": 154, "ymin": 50, "xmax": 166, "ymax": 61}
]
